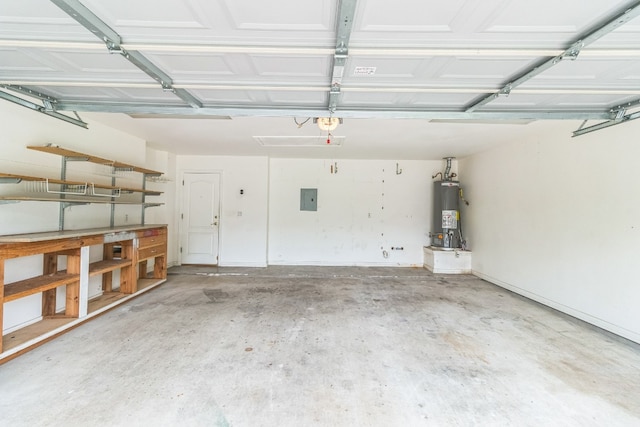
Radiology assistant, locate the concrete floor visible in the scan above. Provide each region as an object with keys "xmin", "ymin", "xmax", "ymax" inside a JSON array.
[{"xmin": 1, "ymin": 266, "xmax": 639, "ymax": 426}]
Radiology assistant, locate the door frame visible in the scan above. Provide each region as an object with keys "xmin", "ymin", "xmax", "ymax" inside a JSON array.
[{"xmin": 178, "ymin": 170, "xmax": 223, "ymax": 266}]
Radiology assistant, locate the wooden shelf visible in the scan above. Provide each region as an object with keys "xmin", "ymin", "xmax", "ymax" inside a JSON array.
[
  {"xmin": 89, "ymin": 259, "xmax": 133, "ymax": 277},
  {"xmin": 11, "ymin": 145, "xmax": 165, "ymax": 227},
  {"xmin": 0, "ymin": 172, "xmax": 72, "ymax": 187},
  {"xmin": 88, "ymin": 291, "xmax": 127, "ymax": 313},
  {"xmin": 0, "ymin": 172, "xmax": 162, "ymax": 196},
  {"xmin": 2, "ymin": 317, "xmax": 74, "ymax": 354},
  {"xmin": 0, "ymin": 196, "xmax": 161, "ymax": 206},
  {"xmin": 4, "ymin": 272, "xmax": 79, "ymax": 302},
  {"xmin": 27, "ymin": 145, "xmax": 162, "ymax": 175},
  {"xmin": 137, "ymin": 278, "xmax": 164, "ymax": 292}
]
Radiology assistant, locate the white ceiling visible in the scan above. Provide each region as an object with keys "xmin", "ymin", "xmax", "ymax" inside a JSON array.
[{"xmin": 1, "ymin": 0, "xmax": 639, "ymax": 159}]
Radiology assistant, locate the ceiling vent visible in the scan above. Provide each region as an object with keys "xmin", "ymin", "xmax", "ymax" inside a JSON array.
[{"xmin": 254, "ymin": 136, "xmax": 345, "ymax": 147}]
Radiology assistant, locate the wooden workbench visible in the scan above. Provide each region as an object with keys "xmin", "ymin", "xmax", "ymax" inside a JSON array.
[{"xmin": 0, "ymin": 225, "xmax": 167, "ymax": 362}]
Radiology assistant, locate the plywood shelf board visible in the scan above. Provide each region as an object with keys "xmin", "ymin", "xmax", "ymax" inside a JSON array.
[
  {"xmin": 2, "ymin": 317, "xmax": 74, "ymax": 353},
  {"xmin": 0, "ymin": 172, "xmax": 69, "ymax": 186},
  {"xmin": 0, "ymin": 173, "xmax": 163, "ymax": 195},
  {"xmin": 0, "ymin": 224, "xmax": 165, "ymax": 243},
  {"xmin": 27, "ymin": 145, "xmax": 162, "ymax": 175},
  {"xmin": 87, "ymin": 291, "xmax": 127, "ymax": 312},
  {"xmin": 137, "ymin": 278, "xmax": 164, "ymax": 291},
  {"xmin": 4, "ymin": 272, "xmax": 79, "ymax": 302},
  {"xmin": 89, "ymin": 259, "xmax": 133, "ymax": 277},
  {"xmin": 0, "ymin": 196, "xmax": 161, "ymax": 205}
]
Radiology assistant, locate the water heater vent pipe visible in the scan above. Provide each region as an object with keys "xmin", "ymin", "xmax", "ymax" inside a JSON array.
[{"xmin": 443, "ymin": 157, "xmax": 454, "ymax": 181}]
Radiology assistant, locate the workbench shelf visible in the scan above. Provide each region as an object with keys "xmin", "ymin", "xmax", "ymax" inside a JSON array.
[
  {"xmin": 88, "ymin": 259, "xmax": 132, "ymax": 277},
  {"xmin": 4, "ymin": 272, "xmax": 79, "ymax": 303}
]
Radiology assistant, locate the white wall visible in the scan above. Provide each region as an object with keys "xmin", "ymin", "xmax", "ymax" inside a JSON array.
[
  {"xmin": 174, "ymin": 156, "xmax": 443, "ymax": 267},
  {"xmin": 459, "ymin": 120, "xmax": 640, "ymax": 343},
  {"xmin": 268, "ymin": 158, "xmax": 438, "ymax": 266},
  {"xmin": 144, "ymin": 148, "xmax": 177, "ymax": 267},
  {"xmin": 0, "ymin": 102, "xmax": 146, "ymax": 235},
  {"xmin": 0, "ymin": 101, "xmax": 174, "ymax": 333},
  {"xmin": 176, "ymin": 155, "xmax": 269, "ymax": 267}
]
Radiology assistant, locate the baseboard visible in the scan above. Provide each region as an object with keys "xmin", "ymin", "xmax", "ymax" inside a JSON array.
[
  {"xmin": 219, "ymin": 262, "xmax": 268, "ymax": 267},
  {"xmin": 267, "ymin": 260, "xmax": 422, "ymax": 267},
  {"xmin": 472, "ymin": 270, "xmax": 640, "ymax": 345}
]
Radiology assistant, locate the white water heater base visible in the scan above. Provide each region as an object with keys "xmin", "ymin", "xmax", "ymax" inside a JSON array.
[{"xmin": 423, "ymin": 246, "xmax": 472, "ymax": 274}]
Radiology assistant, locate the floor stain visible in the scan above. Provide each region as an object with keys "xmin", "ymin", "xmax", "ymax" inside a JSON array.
[
  {"xmin": 203, "ymin": 289, "xmax": 230, "ymax": 303},
  {"xmin": 542, "ymin": 351, "xmax": 640, "ymax": 415},
  {"xmin": 442, "ymin": 330, "xmax": 489, "ymax": 364},
  {"xmin": 249, "ymin": 287, "xmax": 277, "ymax": 294}
]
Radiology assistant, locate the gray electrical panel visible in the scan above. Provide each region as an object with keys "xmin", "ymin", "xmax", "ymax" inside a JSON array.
[{"xmin": 300, "ymin": 188, "xmax": 318, "ymax": 211}]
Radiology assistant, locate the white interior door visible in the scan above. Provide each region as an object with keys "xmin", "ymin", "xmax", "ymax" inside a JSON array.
[{"xmin": 181, "ymin": 173, "xmax": 220, "ymax": 265}]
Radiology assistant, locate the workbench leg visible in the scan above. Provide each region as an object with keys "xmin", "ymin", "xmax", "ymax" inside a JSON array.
[
  {"xmin": 78, "ymin": 246, "xmax": 89, "ymax": 317},
  {"xmin": 42, "ymin": 253, "xmax": 58, "ymax": 317},
  {"xmin": 120, "ymin": 242, "xmax": 136, "ymax": 294},
  {"xmin": 102, "ymin": 243, "xmax": 114, "ymax": 293},
  {"xmin": 153, "ymin": 254, "xmax": 166, "ymax": 279},
  {"xmin": 64, "ymin": 249, "xmax": 83, "ymax": 318}
]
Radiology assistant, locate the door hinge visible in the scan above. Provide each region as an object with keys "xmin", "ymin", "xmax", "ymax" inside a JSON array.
[
  {"xmin": 182, "ymin": 179, "xmax": 184, "ymax": 185},
  {"xmin": 180, "ymin": 247, "xmax": 183, "ymax": 253},
  {"xmin": 181, "ymin": 213, "xmax": 183, "ymax": 219}
]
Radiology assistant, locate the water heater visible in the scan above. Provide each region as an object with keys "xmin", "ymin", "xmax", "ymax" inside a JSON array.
[
  {"xmin": 430, "ymin": 157, "xmax": 465, "ymax": 250},
  {"xmin": 431, "ymin": 180, "xmax": 462, "ymax": 249}
]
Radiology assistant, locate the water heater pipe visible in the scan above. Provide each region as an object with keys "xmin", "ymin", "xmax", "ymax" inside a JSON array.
[{"xmin": 443, "ymin": 157, "xmax": 454, "ymax": 181}]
